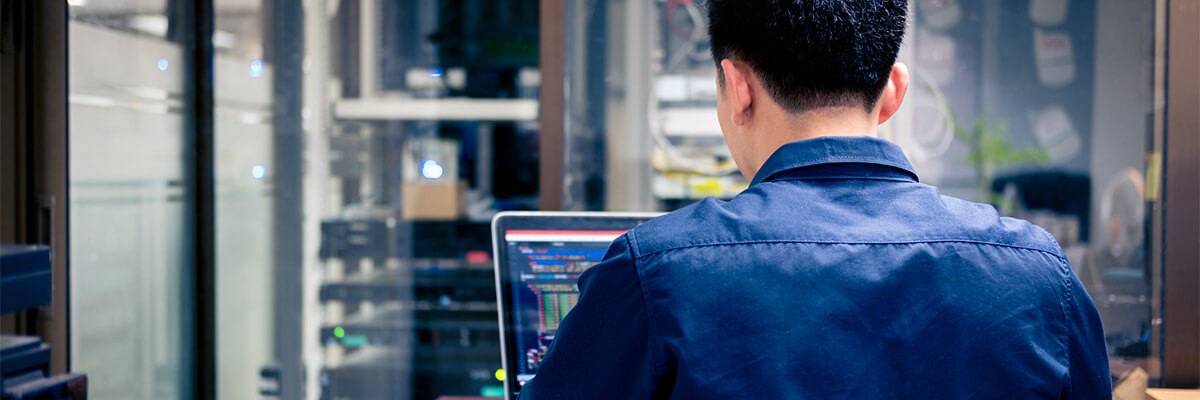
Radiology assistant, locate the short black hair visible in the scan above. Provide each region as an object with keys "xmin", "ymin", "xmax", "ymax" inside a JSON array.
[{"xmin": 707, "ymin": 0, "xmax": 908, "ymax": 113}]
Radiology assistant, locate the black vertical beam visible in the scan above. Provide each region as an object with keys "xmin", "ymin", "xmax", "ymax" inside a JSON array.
[
  {"xmin": 267, "ymin": 0, "xmax": 305, "ymax": 399},
  {"xmin": 29, "ymin": 0, "xmax": 70, "ymax": 375},
  {"xmin": 178, "ymin": 0, "xmax": 217, "ymax": 397},
  {"xmin": 584, "ymin": 0, "xmax": 606, "ymax": 210},
  {"xmin": 0, "ymin": 0, "xmax": 71, "ymax": 374},
  {"xmin": 539, "ymin": 0, "xmax": 563, "ymax": 211}
]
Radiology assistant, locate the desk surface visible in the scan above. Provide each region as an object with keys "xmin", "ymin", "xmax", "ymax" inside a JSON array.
[{"xmin": 1147, "ymin": 389, "xmax": 1200, "ymax": 400}]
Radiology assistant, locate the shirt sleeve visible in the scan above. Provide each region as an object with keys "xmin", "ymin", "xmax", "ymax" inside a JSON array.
[
  {"xmin": 517, "ymin": 234, "xmax": 664, "ymax": 399},
  {"xmin": 1063, "ymin": 269, "xmax": 1113, "ymax": 399}
]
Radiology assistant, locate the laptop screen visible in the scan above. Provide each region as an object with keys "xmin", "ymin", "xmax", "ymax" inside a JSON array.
[{"xmin": 501, "ymin": 229, "xmax": 625, "ymax": 386}]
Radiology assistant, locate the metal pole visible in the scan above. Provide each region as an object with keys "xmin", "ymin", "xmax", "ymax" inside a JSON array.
[
  {"xmin": 302, "ymin": 0, "xmax": 334, "ymax": 398},
  {"xmin": 268, "ymin": 0, "xmax": 305, "ymax": 399}
]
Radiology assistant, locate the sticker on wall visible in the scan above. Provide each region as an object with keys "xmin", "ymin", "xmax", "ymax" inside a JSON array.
[
  {"xmin": 1027, "ymin": 104, "xmax": 1082, "ymax": 164},
  {"xmin": 1033, "ymin": 29, "xmax": 1076, "ymax": 88},
  {"xmin": 917, "ymin": 0, "xmax": 961, "ymax": 31},
  {"xmin": 1029, "ymin": 0, "xmax": 1069, "ymax": 27},
  {"xmin": 915, "ymin": 30, "xmax": 957, "ymax": 86}
]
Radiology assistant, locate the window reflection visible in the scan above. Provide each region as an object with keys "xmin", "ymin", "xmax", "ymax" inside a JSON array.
[
  {"xmin": 895, "ymin": 0, "xmax": 1158, "ymax": 371},
  {"xmin": 565, "ymin": 0, "xmax": 1162, "ymax": 381}
]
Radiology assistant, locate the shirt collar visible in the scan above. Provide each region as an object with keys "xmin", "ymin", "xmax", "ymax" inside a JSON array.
[{"xmin": 749, "ymin": 136, "xmax": 919, "ymax": 186}]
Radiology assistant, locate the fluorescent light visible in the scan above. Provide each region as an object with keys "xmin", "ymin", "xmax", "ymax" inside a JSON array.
[
  {"xmin": 127, "ymin": 15, "xmax": 169, "ymax": 37},
  {"xmin": 213, "ymin": 31, "xmax": 237, "ymax": 49},
  {"xmin": 124, "ymin": 86, "xmax": 170, "ymax": 100},
  {"xmin": 68, "ymin": 94, "xmax": 117, "ymax": 108}
]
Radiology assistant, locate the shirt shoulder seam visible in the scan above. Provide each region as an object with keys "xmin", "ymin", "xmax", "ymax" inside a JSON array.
[
  {"xmin": 626, "ymin": 234, "xmax": 665, "ymax": 377},
  {"xmin": 634, "ymin": 238, "xmax": 1067, "ymax": 261},
  {"xmin": 766, "ymin": 176, "xmax": 916, "ymax": 184},
  {"xmin": 627, "ymin": 229, "xmax": 644, "ymax": 258},
  {"xmin": 1043, "ymin": 228, "xmax": 1074, "ymax": 388},
  {"xmin": 1057, "ymin": 256, "xmax": 1074, "ymax": 385}
]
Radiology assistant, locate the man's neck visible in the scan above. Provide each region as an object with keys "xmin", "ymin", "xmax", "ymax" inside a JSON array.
[{"xmin": 745, "ymin": 107, "xmax": 880, "ymax": 179}]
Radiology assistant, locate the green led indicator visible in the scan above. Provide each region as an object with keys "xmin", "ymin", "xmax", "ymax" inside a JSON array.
[
  {"xmin": 333, "ymin": 326, "xmax": 345, "ymax": 339},
  {"xmin": 480, "ymin": 386, "xmax": 505, "ymax": 398},
  {"xmin": 342, "ymin": 335, "xmax": 368, "ymax": 347}
]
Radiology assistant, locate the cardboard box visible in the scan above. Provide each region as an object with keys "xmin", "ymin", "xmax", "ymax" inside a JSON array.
[
  {"xmin": 1112, "ymin": 363, "xmax": 1148, "ymax": 400},
  {"xmin": 402, "ymin": 181, "xmax": 465, "ymax": 221}
]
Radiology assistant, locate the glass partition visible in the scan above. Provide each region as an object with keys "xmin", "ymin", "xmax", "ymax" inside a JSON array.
[
  {"xmin": 211, "ymin": 1, "xmax": 539, "ymax": 399},
  {"xmin": 213, "ymin": 1, "xmax": 275, "ymax": 398},
  {"xmin": 65, "ymin": 0, "xmax": 1174, "ymax": 398},
  {"xmin": 562, "ymin": 0, "xmax": 1166, "ymax": 383},
  {"xmin": 68, "ymin": 1, "xmax": 192, "ymax": 398},
  {"xmin": 896, "ymin": 0, "xmax": 1161, "ymax": 377}
]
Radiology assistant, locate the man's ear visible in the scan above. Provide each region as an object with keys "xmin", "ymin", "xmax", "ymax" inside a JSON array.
[
  {"xmin": 877, "ymin": 62, "xmax": 910, "ymax": 124},
  {"xmin": 720, "ymin": 59, "xmax": 753, "ymax": 126}
]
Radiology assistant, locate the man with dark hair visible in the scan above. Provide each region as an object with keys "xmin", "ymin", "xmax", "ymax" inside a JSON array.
[{"xmin": 519, "ymin": 0, "xmax": 1111, "ymax": 398}]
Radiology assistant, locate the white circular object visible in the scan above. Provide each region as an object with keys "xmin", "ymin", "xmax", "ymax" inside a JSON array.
[
  {"xmin": 1099, "ymin": 168, "xmax": 1145, "ymax": 260},
  {"xmin": 420, "ymin": 160, "xmax": 445, "ymax": 180}
]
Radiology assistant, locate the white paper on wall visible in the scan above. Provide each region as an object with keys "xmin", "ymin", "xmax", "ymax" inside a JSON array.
[
  {"xmin": 1030, "ymin": 0, "xmax": 1070, "ymax": 27},
  {"xmin": 1027, "ymin": 104, "xmax": 1082, "ymax": 164},
  {"xmin": 1033, "ymin": 29, "xmax": 1076, "ymax": 88},
  {"xmin": 918, "ymin": 0, "xmax": 962, "ymax": 30}
]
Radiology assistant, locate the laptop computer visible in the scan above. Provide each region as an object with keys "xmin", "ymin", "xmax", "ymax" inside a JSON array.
[{"xmin": 491, "ymin": 211, "xmax": 660, "ymax": 399}]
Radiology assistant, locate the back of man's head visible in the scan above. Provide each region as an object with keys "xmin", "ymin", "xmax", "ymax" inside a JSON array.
[{"xmin": 707, "ymin": 0, "xmax": 909, "ymax": 113}]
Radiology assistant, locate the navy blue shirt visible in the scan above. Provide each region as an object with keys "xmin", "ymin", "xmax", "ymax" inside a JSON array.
[{"xmin": 520, "ymin": 136, "xmax": 1110, "ymax": 399}]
